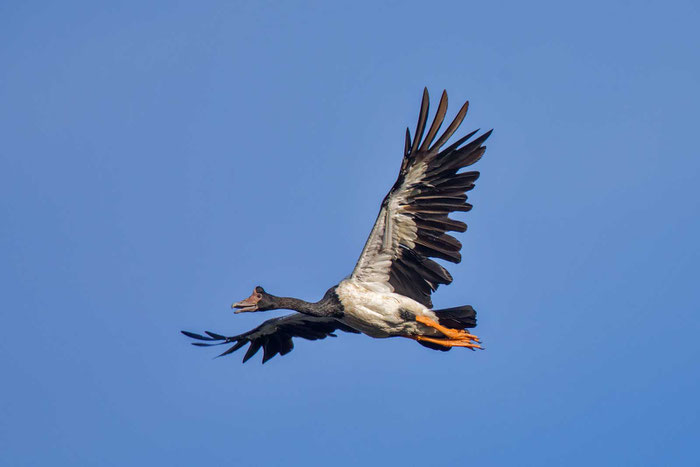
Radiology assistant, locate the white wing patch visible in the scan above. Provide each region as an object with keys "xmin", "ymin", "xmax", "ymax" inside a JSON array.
[{"xmin": 351, "ymin": 163, "xmax": 426, "ymax": 291}]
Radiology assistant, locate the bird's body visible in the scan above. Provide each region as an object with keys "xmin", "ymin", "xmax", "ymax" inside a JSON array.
[
  {"xmin": 183, "ymin": 88, "xmax": 492, "ymax": 363},
  {"xmin": 335, "ymin": 279, "xmax": 439, "ymax": 338}
]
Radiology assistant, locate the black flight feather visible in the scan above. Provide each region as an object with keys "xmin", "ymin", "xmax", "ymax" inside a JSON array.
[{"xmin": 182, "ymin": 313, "xmax": 358, "ymax": 364}]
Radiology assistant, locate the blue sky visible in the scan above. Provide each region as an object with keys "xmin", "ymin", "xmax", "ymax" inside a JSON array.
[{"xmin": 1, "ymin": 1, "xmax": 699, "ymax": 465}]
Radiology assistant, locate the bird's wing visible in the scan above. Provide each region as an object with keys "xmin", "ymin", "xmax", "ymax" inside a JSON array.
[
  {"xmin": 182, "ymin": 314, "xmax": 359, "ymax": 364},
  {"xmin": 351, "ymin": 89, "xmax": 492, "ymax": 308}
]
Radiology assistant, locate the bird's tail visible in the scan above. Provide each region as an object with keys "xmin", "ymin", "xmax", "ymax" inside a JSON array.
[{"xmin": 432, "ymin": 305, "xmax": 477, "ymax": 329}]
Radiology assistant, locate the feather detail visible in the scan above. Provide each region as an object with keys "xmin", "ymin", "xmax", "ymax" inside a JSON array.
[
  {"xmin": 351, "ymin": 89, "xmax": 491, "ymax": 307},
  {"xmin": 181, "ymin": 314, "xmax": 359, "ymax": 364}
]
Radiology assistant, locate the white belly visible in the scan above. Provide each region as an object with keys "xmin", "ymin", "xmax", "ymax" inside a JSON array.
[{"xmin": 335, "ymin": 279, "xmax": 440, "ymax": 338}]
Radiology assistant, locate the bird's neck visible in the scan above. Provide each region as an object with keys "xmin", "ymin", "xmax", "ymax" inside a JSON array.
[
  {"xmin": 274, "ymin": 296, "xmax": 323, "ymax": 316},
  {"xmin": 269, "ymin": 288, "xmax": 342, "ymax": 318}
]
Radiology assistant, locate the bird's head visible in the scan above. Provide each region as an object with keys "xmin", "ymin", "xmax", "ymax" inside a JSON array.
[{"xmin": 231, "ymin": 286, "xmax": 276, "ymax": 313}]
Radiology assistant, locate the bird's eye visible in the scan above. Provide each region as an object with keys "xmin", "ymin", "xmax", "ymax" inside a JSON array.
[{"xmin": 256, "ymin": 294, "xmax": 262, "ymax": 299}]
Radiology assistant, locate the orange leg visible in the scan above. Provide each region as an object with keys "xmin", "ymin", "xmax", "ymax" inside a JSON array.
[
  {"xmin": 415, "ymin": 315, "xmax": 480, "ymax": 342},
  {"xmin": 413, "ymin": 335, "xmax": 482, "ymax": 349},
  {"xmin": 413, "ymin": 315, "xmax": 482, "ymax": 349}
]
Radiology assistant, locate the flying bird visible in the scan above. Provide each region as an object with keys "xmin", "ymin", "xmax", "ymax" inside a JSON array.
[{"xmin": 182, "ymin": 88, "xmax": 492, "ymax": 363}]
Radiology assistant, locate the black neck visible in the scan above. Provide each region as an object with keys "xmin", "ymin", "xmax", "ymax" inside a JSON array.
[
  {"xmin": 274, "ymin": 296, "xmax": 319, "ymax": 315},
  {"xmin": 268, "ymin": 287, "xmax": 343, "ymax": 318}
]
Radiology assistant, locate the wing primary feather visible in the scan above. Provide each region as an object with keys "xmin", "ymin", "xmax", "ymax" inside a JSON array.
[
  {"xmin": 242, "ymin": 340, "xmax": 263, "ymax": 363},
  {"xmin": 433, "ymin": 171, "xmax": 480, "ymax": 190},
  {"xmin": 205, "ymin": 331, "xmax": 226, "ymax": 340},
  {"xmin": 217, "ymin": 340, "xmax": 246, "ymax": 357},
  {"xmin": 409, "ymin": 88, "xmax": 430, "ymax": 155},
  {"xmin": 412, "ymin": 212, "xmax": 468, "ymax": 232},
  {"xmin": 404, "ymin": 128, "xmax": 412, "ymax": 158},
  {"xmin": 262, "ymin": 336, "xmax": 280, "ymax": 364},
  {"xmin": 430, "ymin": 100, "xmax": 469, "ymax": 151},
  {"xmin": 419, "ymin": 90, "xmax": 448, "ymax": 152},
  {"xmin": 414, "ymin": 243, "xmax": 462, "ymax": 263},
  {"xmin": 446, "ymin": 130, "xmax": 492, "ymax": 160},
  {"xmin": 181, "ymin": 330, "xmax": 216, "ymax": 341},
  {"xmin": 438, "ymin": 148, "xmax": 485, "ymax": 174},
  {"xmin": 436, "ymin": 129, "xmax": 480, "ymax": 160},
  {"xmin": 279, "ymin": 337, "xmax": 294, "ymax": 355}
]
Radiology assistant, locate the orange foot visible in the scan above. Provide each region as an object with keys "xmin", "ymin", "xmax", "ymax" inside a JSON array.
[{"xmin": 413, "ymin": 315, "xmax": 482, "ymax": 349}]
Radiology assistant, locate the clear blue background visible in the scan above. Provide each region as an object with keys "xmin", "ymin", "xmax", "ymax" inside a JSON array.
[{"xmin": 2, "ymin": 1, "xmax": 699, "ymax": 465}]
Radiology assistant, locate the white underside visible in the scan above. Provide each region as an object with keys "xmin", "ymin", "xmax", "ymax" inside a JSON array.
[{"xmin": 336, "ymin": 278, "xmax": 441, "ymax": 338}]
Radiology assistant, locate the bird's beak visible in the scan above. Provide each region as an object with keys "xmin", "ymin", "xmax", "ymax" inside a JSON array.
[{"xmin": 231, "ymin": 291, "xmax": 261, "ymax": 313}]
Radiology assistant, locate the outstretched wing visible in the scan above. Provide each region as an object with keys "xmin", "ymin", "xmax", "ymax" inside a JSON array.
[
  {"xmin": 352, "ymin": 89, "xmax": 492, "ymax": 308},
  {"xmin": 182, "ymin": 314, "xmax": 359, "ymax": 364}
]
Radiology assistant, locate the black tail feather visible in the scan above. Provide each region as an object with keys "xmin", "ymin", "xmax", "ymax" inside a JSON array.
[{"xmin": 433, "ymin": 305, "xmax": 477, "ymax": 329}]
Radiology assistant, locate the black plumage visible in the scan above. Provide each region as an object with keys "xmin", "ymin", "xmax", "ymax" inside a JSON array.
[
  {"xmin": 183, "ymin": 314, "xmax": 359, "ymax": 364},
  {"xmin": 371, "ymin": 89, "xmax": 492, "ymax": 308}
]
